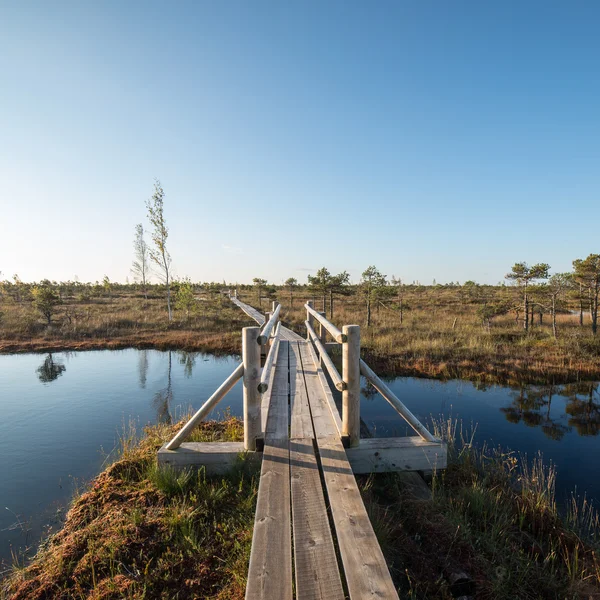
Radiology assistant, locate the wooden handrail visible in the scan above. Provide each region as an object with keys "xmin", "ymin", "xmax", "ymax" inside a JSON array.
[
  {"xmin": 304, "ymin": 303, "xmax": 346, "ymax": 343},
  {"xmin": 258, "ymin": 333, "xmax": 280, "ymax": 393},
  {"xmin": 359, "ymin": 359, "xmax": 437, "ymax": 442},
  {"xmin": 258, "ymin": 303, "xmax": 281, "ymax": 345},
  {"xmin": 305, "ymin": 320, "xmax": 346, "ymax": 391},
  {"xmin": 165, "ymin": 363, "xmax": 244, "ymax": 450}
]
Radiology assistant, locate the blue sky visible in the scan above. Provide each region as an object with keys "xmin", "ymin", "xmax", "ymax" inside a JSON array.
[{"xmin": 1, "ymin": 1, "xmax": 598, "ymax": 285}]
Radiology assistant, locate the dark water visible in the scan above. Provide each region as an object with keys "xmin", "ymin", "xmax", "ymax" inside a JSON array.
[
  {"xmin": 358, "ymin": 377, "xmax": 600, "ymax": 506},
  {"xmin": 1, "ymin": 349, "xmax": 599, "ymax": 568},
  {"xmin": 0, "ymin": 349, "xmax": 243, "ymax": 568}
]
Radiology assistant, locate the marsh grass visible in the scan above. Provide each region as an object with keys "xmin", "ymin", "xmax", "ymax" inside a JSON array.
[
  {"xmin": 3, "ymin": 284, "xmax": 599, "ymax": 385},
  {"xmin": 267, "ymin": 289, "xmax": 600, "ymax": 385},
  {"xmin": 1, "ymin": 417, "xmax": 258, "ymax": 600},
  {"xmin": 0, "ymin": 290, "xmax": 251, "ymax": 355},
  {"xmin": 359, "ymin": 418, "xmax": 600, "ymax": 599}
]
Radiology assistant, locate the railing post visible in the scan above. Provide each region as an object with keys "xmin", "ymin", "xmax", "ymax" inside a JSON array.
[
  {"xmin": 243, "ymin": 326, "xmax": 261, "ymax": 451},
  {"xmin": 272, "ymin": 300, "xmax": 278, "ymax": 313},
  {"xmin": 342, "ymin": 324, "xmax": 360, "ymax": 448},
  {"xmin": 306, "ymin": 300, "xmax": 314, "ymax": 341}
]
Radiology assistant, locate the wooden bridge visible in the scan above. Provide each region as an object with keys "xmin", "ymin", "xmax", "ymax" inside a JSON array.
[{"xmin": 159, "ymin": 295, "xmax": 446, "ymax": 599}]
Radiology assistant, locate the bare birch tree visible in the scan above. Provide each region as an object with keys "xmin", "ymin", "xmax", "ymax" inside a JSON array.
[{"xmin": 146, "ymin": 180, "xmax": 173, "ymax": 321}]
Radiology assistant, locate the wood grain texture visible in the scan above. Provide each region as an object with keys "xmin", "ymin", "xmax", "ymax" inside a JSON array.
[
  {"xmin": 299, "ymin": 342, "xmax": 340, "ymax": 440},
  {"xmin": 290, "ymin": 439, "xmax": 345, "ymax": 600},
  {"xmin": 318, "ymin": 437, "xmax": 400, "ymax": 600},
  {"xmin": 345, "ymin": 436, "xmax": 447, "ymax": 474},
  {"xmin": 158, "ymin": 441, "xmax": 259, "ymax": 474},
  {"xmin": 265, "ymin": 341, "xmax": 290, "ymax": 441},
  {"xmin": 245, "ymin": 438, "xmax": 293, "ymax": 600},
  {"xmin": 290, "ymin": 343, "xmax": 313, "ymax": 439},
  {"xmin": 304, "ymin": 341, "xmax": 343, "ymax": 437}
]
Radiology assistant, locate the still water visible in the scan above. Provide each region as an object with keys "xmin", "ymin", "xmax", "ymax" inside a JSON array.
[{"xmin": 0, "ymin": 349, "xmax": 599, "ymax": 567}]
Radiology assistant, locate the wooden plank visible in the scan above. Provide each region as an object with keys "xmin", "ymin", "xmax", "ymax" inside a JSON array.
[
  {"xmin": 231, "ymin": 297, "xmax": 266, "ymax": 325},
  {"xmin": 300, "ymin": 344, "xmax": 399, "ymax": 598},
  {"xmin": 265, "ymin": 341, "xmax": 289, "ymax": 441},
  {"xmin": 345, "ymin": 436, "xmax": 447, "ymax": 474},
  {"xmin": 260, "ymin": 339, "xmax": 281, "ymax": 433},
  {"xmin": 290, "ymin": 343, "xmax": 313, "ymax": 439},
  {"xmin": 245, "ymin": 439, "xmax": 293, "ymax": 600},
  {"xmin": 299, "ymin": 342, "xmax": 339, "ymax": 440},
  {"xmin": 158, "ymin": 441, "xmax": 260, "ymax": 474},
  {"xmin": 231, "ymin": 297, "xmax": 304, "ymax": 341},
  {"xmin": 318, "ymin": 438, "xmax": 400, "ymax": 599},
  {"xmin": 304, "ymin": 341, "xmax": 343, "ymax": 437},
  {"xmin": 290, "ymin": 439, "xmax": 345, "ymax": 600}
]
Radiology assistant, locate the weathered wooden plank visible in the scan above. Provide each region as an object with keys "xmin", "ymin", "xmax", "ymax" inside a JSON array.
[
  {"xmin": 158, "ymin": 441, "xmax": 260, "ymax": 474},
  {"xmin": 345, "ymin": 436, "xmax": 447, "ymax": 474},
  {"xmin": 304, "ymin": 341, "xmax": 343, "ymax": 437},
  {"xmin": 290, "ymin": 439, "xmax": 345, "ymax": 600},
  {"xmin": 299, "ymin": 342, "xmax": 340, "ymax": 440},
  {"xmin": 245, "ymin": 439, "xmax": 293, "ymax": 600},
  {"xmin": 318, "ymin": 438, "xmax": 400, "ymax": 599},
  {"xmin": 290, "ymin": 343, "xmax": 313, "ymax": 439},
  {"xmin": 265, "ymin": 341, "xmax": 289, "ymax": 441},
  {"xmin": 231, "ymin": 297, "xmax": 266, "ymax": 325},
  {"xmin": 260, "ymin": 339, "xmax": 282, "ymax": 433},
  {"xmin": 231, "ymin": 297, "xmax": 304, "ymax": 341}
]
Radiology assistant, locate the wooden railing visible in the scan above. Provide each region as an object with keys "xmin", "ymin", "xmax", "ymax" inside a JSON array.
[
  {"xmin": 165, "ymin": 301, "xmax": 281, "ymax": 451},
  {"xmin": 304, "ymin": 302, "xmax": 438, "ymax": 445},
  {"xmin": 165, "ymin": 297, "xmax": 437, "ymax": 455}
]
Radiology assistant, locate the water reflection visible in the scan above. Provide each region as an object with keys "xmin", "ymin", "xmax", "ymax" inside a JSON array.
[
  {"xmin": 177, "ymin": 351, "xmax": 199, "ymax": 378},
  {"xmin": 562, "ymin": 382, "xmax": 600, "ymax": 436},
  {"xmin": 499, "ymin": 382, "xmax": 600, "ymax": 440},
  {"xmin": 153, "ymin": 351, "xmax": 173, "ymax": 424},
  {"xmin": 137, "ymin": 350, "xmax": 148, "ymax": 389},
  {"xmin": 36, "ymin": 354, "xmax": 66, "ymax": 384}
]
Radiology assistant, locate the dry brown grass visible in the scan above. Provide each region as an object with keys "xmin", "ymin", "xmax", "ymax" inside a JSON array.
[
  {"xmin": 258, "ymin": 287, "xmax": 600, "ymax": 385},
  {"xmin": 2, "ymin": 284, "xmax": 599, "ymax": 385},
  {"xmin": 0, "ymin": 290, "xmax": 252, "ymax": 355}
]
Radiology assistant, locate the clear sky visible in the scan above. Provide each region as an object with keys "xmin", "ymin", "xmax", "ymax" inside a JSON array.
[{"xmin": 1, "ymin": 1, "xmax": 598, "ymax": 285}]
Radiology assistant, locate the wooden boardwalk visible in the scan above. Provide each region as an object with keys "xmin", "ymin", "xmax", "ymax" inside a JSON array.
[{"xmin": 160, "ymin": 296, "xmax": 447, "ymax": 600}]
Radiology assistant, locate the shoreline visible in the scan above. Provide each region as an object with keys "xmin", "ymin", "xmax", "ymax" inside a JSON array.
[{"xmin": 2, "ymin": 333, "xmax": 599, "ymax": 387}]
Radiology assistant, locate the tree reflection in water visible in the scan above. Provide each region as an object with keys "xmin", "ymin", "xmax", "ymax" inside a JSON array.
[
  {"xmin": 501, "ymin": 383, "xmax": 571, "ymax": 441},
  {"xmin": 561, "ymin": 382, "xmax": 600, "ymax": 436},
  {"xmin": 37, "ymin": 353, "xmax": 66, "ymax": 384},
  {"xmin": 138, "ymin": 350, "xmax": 149, "ymax": 389},
  {"xmin": 153, "ymin": 351, "xmax": 173, "ymax": 424},
  {"xmin": 177, "ymin": 351, "xmax": 199, "ymax": 379}
]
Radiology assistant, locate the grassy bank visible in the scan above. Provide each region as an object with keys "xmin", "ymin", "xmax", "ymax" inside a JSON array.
[
  {"xmin": 3, "ymin": 418, "xmax": 599, "ymax": 599},
  {"xmin": 1, "ymin": 418, "xmax": 257, "ymax": 600}
]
